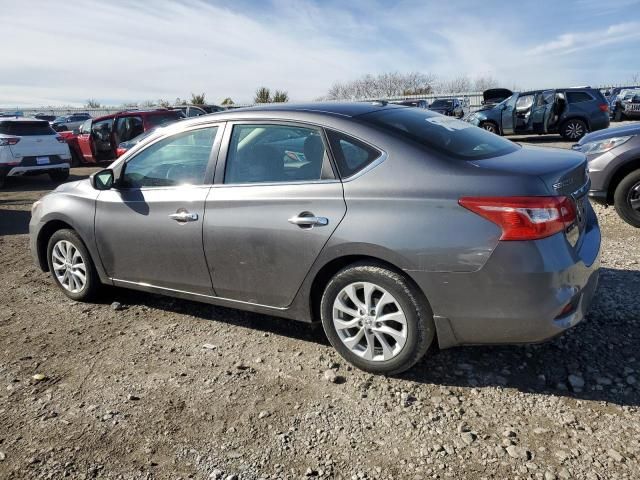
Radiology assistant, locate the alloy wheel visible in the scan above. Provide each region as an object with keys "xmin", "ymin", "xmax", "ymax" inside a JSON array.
[
  {"xmin": 482, "ymin": 123, "xmax": 497, "ymax": 133},
  {"xmin": 628, "ymin": 181, "xmax": 640, "ymax": 212},
  {"xmin": 565, "ymin": 121, "xmax": 584, "ymax": 139},
  {"xmin": 51, "ymin": 240, "xmax": 87, "ymax": 293},
  {"xmin": 332, "ymin": 282, "xmax": 407, "ymax": 362}
]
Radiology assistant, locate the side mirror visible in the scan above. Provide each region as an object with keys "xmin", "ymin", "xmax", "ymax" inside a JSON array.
[{"xmin": 90, "ymin": 169, "xmax": 114, "ymax": 190}]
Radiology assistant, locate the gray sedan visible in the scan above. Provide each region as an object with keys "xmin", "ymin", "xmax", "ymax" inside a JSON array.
[{"xmin": 29, "ymin": 103, "xmax": 601, "ymax": 374}]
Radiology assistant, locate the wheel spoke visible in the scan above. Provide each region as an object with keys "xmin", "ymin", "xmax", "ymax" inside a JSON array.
[
  {"xmin": 374, "ymin": 292, "xmax": 395, "ymax": 317},
  {"xmin": 73, "ymin": 270, "xmax": 86, "ymax": 286},
  {"xmin": 373, "ymin": 325, "xmax": 406, "ymax": 344},
  {"xmin": 334, "ymin": 298, "xmax": 359, "ymax": 319},
  {"xmin": 362, "ymin": 283, "xmax": 375, "ymax": 310},
  {"xmin": 345, "ymin": 284, "xmax": 365, "ymax": 311},
  {"xmin": 630, "ymin": 198, "xmax": 640, "ymax": 210},
  {"xmin": 376, "ymin": 311, "xmax": 407, "ymax": 325},
  {"xmin": 342, "ymin": 328, "xmax": 365, "ymax": 349},
  {"xmin": 334, "ymin": 318, "xmax": 361, "ymax": 330},
  {"xmin": 373, "ymin": 330, "xmax": 395, "ymax": 360},
  {"xmin": 362, "ymin": 329, "xmax": 375, "ymax": 360}
]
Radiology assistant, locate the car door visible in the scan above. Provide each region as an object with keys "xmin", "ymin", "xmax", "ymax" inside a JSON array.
[
  {"xmin": 77, "ymin": 119, "xmax": 95, "ymax": 161},
  {"xmin": 500, "ymin": 94, "xmax": 518, "ymax": 134},
  {"xmin": 530, "ymin": 90, "xmax": 555, "ymax": 134},
  {"xmin": 95, "ymin": 124, "xmax": 223, "ymax": 295},
  {"xmin": 203, "ymin": 122, "xmax": 347, "ymax": 308}
]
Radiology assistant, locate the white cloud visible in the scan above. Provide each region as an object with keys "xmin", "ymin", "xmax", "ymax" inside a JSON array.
[{"xmin": 1, "ymin": 1, "xmax": 639, "ymax": 107}]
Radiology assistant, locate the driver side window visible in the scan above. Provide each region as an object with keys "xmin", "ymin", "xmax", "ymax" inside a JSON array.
[{"xmin": 122, "ymin": 127, "xmax": 217, "ymax": 188}]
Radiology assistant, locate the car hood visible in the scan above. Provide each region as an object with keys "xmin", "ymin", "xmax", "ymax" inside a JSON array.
[
  {"xmin": 483, "ymin": 88, "xmax": 513, "ymax": 103},
  {"xmin": 579, "ymin": 124, "xmax": 640, "ymax": 145},
  {"xmin": 53, "ymin": 178, "xmax": 95, "ymax": 196}
]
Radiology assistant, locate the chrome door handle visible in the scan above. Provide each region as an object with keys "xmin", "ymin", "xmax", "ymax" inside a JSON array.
[
  {"xmin": 169, "ymin": 211, "xmax": 198, "ymax": 222},
  {"xmin": 288, "ymin": 214, "xmax": 329, "ymax": 227}
]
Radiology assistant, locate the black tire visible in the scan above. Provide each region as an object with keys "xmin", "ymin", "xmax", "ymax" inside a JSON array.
[
  {"xmin": 0, "ymin": 175, "xmax": 5, "ymax": 189},
  {"xmin": 613, "ymin": 169, "xmax": 640, "ymax": 228},
  {"xmin": 614, "ymin": 108, "xmax": 623, "ymax": 122},
  {"xmin": 320, "ymin": 262, "xmax": 435, "ymax": 375},
  {"xmin": 46, "ymin": 229, "xmax": 100, "ymax": 301},
  {"xmin": 49, "ymin": 169, "xmax": 70, "ymax": 182},
  {"xmin": 70, "ymin": 148, "xmax": 82, "ymax": 167},
  {"xmin": 560, "ymin": 119, "xmax": 587, "ymax": 140},
  {"xmin": 480, "ymin": 121, "xmax": 499, "ymax": 135}
]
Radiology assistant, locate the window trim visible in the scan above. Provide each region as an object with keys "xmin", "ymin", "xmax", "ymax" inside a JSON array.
[
  {"xmin": 116, "ymin": 123, "xmax": 225, "ymax": 190},
  {"xmin": 324, "ymin": 127, "xmax": 385, "ymax": 181},
  {"xmin": 214, "ymin": 120, "xmax": 338, "ymax": 187}
]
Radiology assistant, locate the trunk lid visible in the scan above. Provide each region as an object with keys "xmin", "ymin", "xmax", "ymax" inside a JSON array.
[
  {"xmin": 470, "ymin": 145, "xmax": 588, "ymax": 197},
  {"xmin": 9, "ymin": 135, "xmax": 68, "ymax": 158}
]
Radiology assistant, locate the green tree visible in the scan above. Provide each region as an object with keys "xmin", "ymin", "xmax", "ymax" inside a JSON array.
[
  {"xmin": 190, "ymin": 92, "xmax": 206, "ymax": 105},
  {"xmin": 272, "ymin": 90, "xmax": 289, "ymax": 103},
  {"xmin": 85, "ymin": 99, "xmax": 101, "ymax": 108},
  {"xmin": 157, "ymin": 98, "xmax": 171, "ymax": 108},
  {"xmin": 254, "ymin": 87, "xmax": 271, "ymax": 104},
  {"xmin": 221, "ymin": 97, "xmax": 234, "ymax": 106}
]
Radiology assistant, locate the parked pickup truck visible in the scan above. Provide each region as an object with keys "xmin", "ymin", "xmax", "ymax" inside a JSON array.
[{"xmin": 63, "ymin": 109, "xmax": 182, "ymax": 165}]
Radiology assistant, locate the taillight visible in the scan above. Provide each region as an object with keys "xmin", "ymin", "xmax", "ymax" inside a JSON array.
[
  {"xmin": 56, "ymin": 135, "xmax": 66, "ymax": 143},
  {"xmin": 459, "ymin": 196, "xmax": 576, "ymax": 241},
  {"xmin": 0, "ymin": 137, "xmax": 20, "ymax": 146},
  {"xmin": 599, "ymin": 103, "xmax": 609, "ymax": 112}
]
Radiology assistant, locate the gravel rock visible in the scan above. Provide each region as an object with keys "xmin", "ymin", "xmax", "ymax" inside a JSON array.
[
  {"xmin": 607, "ymin": 449, "xmax": 624, "ymax": 462},
  {"xmin": 110, "ymin": 301, "xmax": 124, "ymax": 311},
  {"xmin": 567, "ymin": 374, "xmax": 585, "ymax": 390},
  {"xmin": 506, "ymin": 445, "xmax": 530, "ymax": 460}
]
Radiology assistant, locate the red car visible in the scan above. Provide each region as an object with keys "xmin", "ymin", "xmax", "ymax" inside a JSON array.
[{"xmin": 65, "ymin": 109, "xmax": 182, "ymax": 165}]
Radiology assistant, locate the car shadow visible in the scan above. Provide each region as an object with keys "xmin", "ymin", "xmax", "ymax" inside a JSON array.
[
  {"xmin": 510, "ymin": 135, "xmax": 570, "ymax": 144},
  {"xmin": 106, "ymin": 266, "xmax": 639, "ymax": 406},
  {"xmin": 0, "ymin": 208, "xmax": 31, "ymax": 235}
]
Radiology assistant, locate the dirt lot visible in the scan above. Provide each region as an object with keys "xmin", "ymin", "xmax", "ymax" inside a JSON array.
[{"xmin": 0, "ymin": 134, "xmax": 639, "ymax": 480}]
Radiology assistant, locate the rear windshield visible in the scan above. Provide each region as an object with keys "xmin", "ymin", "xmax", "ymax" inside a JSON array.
[
  {"xmin": 146, "ymin": 113, "xmax": 181, "ymax": 128},
  {"xmin": 359, "ymin": 108, "xmax": 519, "ymax": 160},
  {"xmin": 0, "ymin": 121, "xmax": 56, "ymax": 136}
]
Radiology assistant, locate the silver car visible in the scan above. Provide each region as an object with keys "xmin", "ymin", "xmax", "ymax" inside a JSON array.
[{"xmin": 30, "ymin": 103, "xmax": 601, "ymax": 374}]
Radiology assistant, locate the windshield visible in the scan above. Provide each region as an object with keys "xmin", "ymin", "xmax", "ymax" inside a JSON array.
[
  {"xmin": 359, "ymin": 108, "xmax": 519, "ymax": 160},
  {"xmin": 0, "ymin": 120, "xmax": 56, "ymax": 136},
  {"xmin": 430, "ymin": 99, "xmax": 453, "ymax": 108}
]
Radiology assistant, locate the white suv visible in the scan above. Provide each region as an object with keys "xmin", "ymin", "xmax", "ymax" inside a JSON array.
[{"xmin": 0, "ymin": 117, "xmax": 71, "ymax": 188}]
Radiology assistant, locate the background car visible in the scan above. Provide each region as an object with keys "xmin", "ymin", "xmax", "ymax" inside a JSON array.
[
  {"xmin": 0, "ymin": 117, "xmax": 71, "ymax": 187},
  {"xmin": 575, "ymin": 123, "xmax": 640, "ymax": 226},
  {"xmin": 428, "ymin": 98, "xmax": 468, "ymax": 118},
  {"xmin": 610, "ymin": 89, "xmax": 640, "ymax": 121},
  {"xmin": 51, "ymin": 113, "xmax": 92, "ymax": 132},
  {"xmin": 393, "ymin": 99, "xmax": 429, "ymax": 109},
  {"xmin": 65, "ymin": 109, "xmax": 182, "ymax": 165},
  {"xmin": 481, "ymin": 88, "xmax": 513, "ymax": 107},
  {"xmin": 34, "ymin": 113, "xmax": 57, "ymax": 122},
  {"xmin": 170, "ymin": 105, "xmax": 207, "ymax": 117},
  {"xmin": 30, "ymin": 103, "xmax": 599, "ymax": 375},
  {"xmin": 200, "ymin": 104, "xmax": 226, "ymax": 113},
  {"xmin": 467, "ymin": 87, "xmax": 610, "ymax": 140}
]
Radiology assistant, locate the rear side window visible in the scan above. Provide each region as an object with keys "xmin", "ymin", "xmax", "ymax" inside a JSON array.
[
  {"xmin": 326, "ymin": 130, "xmax": 380, "ymax": 178},
  {"xmin": 360, "ymin": 108, "xmax": 519, "ymax": 160},
  {"xmin": 0, "ymin": 121, "xmax": 56, "ymax": 136},
  {"xmin": 566, "ymin": 92, "xmax": 594, "ymax": 103}
]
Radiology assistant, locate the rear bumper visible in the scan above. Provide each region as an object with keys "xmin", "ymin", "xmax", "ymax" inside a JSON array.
[
  {"xmin": 588, "ymin": 189, "xmax": 608, "ymax": 205},
  {"xmin": 4, "ymin": 163, "xmax": 70, "ymax": 176},
  {"xmin": 409, "ymin": 203, "xmax": 601, "ymax": 348}
]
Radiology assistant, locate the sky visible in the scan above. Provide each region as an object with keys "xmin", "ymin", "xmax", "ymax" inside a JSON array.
[{"xmin": 1, "ymin": 0, "xmax": 640, "ymax": 107}]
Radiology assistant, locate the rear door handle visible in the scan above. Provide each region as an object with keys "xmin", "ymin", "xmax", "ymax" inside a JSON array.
[
  {"xmin": 169, "ymin": 211, "xmax": 198, "ymax": 222},
  {"xmin": 288, "ymin": 213, "xmax": 329, "ymax": 227}
]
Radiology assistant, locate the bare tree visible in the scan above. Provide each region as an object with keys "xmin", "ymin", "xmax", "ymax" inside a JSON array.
[
  {"xmin": 85, "ymin": 99, "xmax": 101, "ymax": 108},
  {"xmin": 436, "ymin": 75, "xmax": 473, "ymax": 95},
  {"xmin": 473, "ymin": 75, "xmax": 500, "ymax": 92},
  {"xmin": 325, "ymin": 72, "xmax": 437, "ymax": 100},
  {"xmin": 254, "ymin": 87, "xmax": 271, "ymax": 104},
  {"xmin": 140, "ymin": 100, "xmax": 156, "ymax": 108},
  {"xmin": 631, "ymin": 73, "xmax": 640, "ymax": 84},
  {"xmin": 272, "ymin": 90, "xmax": 289, "ymax": 103},
  {"xmin": 157, "ymin": 98, "xmax": 171, "ymax": 108}
]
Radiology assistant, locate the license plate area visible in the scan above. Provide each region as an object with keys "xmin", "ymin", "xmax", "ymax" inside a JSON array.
[
  {"xmin": 567, "ymin": 195, "xmax": 587, "ymax": 248},
  {"xmin": 36, "ymin": 156, "xmax": 50, "ymax": 165}
]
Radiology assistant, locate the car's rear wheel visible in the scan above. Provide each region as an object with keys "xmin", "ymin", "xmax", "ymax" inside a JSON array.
[
  {"xmin": 480, "ymin": 122, "xmax": 499, "ymax": 134},
  {"xmin": 561, "ymin": 119, "xmax": 587, "ymax": 140},
  {"xmin": 614, "ymin": 108, "xmax": 624, "ymax": 122},
  {"xmin": 320, "ymin": 262, "xmax": 435, "ymax": 374},
  {"xmin": 70, "ymin": 149, "xmax": 83, "ymax": 167},
  {"xmin": 613, "ymin": 169, "xmax": 640, "ymax": 228},
  {"xmin": 47, "ymin": 229, "xmax": 100, "ymax": 301},
  {"xmin": 49, "ymin": 169, "xmax": 69, "ymax": 182}
]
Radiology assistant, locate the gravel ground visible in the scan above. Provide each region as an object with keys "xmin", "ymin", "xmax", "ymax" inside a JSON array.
[{"xmin": 0, "ymin": 134, "xmax": 638, "ymax": 480}]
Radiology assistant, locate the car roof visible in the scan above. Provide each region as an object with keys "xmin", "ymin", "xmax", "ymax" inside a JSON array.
[
  {"xmin": 0, "ymin": 116, "xmax": 48, "ymax": 123},
  {"xmin": 217, "ymin": 102, "xmax": 403, "ymax": 117},
  {"xmin": 92, "ymin": 109, "xmax": 181, "ymax": 122}
]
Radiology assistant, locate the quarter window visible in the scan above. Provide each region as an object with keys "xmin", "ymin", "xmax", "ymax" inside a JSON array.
[
  {"xmin": 122, "ymin": 127, "xmax": 217, "ymax": 188},
  {"xmin": 224, "ymin": 124, "xmax": 327, "ymax": 184},
  {"xmin": 114, "ymin": 116, "xmax": 144, "ymax": 144},
  {"xmin": 326, "ymin": 131, "xmax": 380, "ymax": 178},
  {"xmin": 566, "ymin": 91, "xmax": 594, "ymax": 103}
]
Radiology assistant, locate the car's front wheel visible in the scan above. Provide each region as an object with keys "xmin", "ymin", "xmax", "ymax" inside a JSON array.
[
  {"xmin": 614, "ymin": 169, "xmax": 640, "ymax": 228},
  {"xmin": 320, "ymin": 262, "xmax": 435, "ymax": 374},
  {"xmin": 480, "ymin": 122, "xmax": 499, "ymax": 134},
  {"xmin": 47, "ymin": 229, "xmax": 100, "ymax": 301},
  {"xmin": 561, "ymin": 119, "xmax": 587, "ymax": 140}
]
